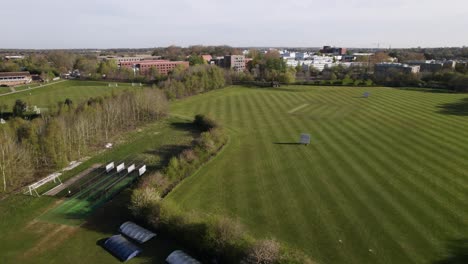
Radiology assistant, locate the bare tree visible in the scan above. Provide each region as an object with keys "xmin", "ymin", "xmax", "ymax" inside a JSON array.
[{"xmin": 246, "ymin": 239, "xmax": 281, "ymax": 264}]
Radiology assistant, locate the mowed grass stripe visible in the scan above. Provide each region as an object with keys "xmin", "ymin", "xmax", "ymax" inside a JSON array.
[
  {"xmin": 305, "ymin": 118, "xmax": 411, "ymax": 263},
  {"xmin": 347, "ymin": 113, "xmax": 467, "ymax": 232},
  {"xmin": 330, "ymin": 119, "xmax": 443, "ymax": 250},
  {"xmin": 264, "ymin": 92, "xmax": 358, "ymax": 263},
  {"xmin": 259, "ymin": 93, "xmax": 336, "ymax": 256},
  {"xmin": 168, "ymin": 86, "xmax": 468, "ymax": 264},
  {"xmin": 359, "ymin": 90, "xmax": 468, "ymax": 191},
  {"xmin": 362, "ymin": 97, "xmax": 468, "ymax": 201},
  {"xmin": 358, "ymin": 91, "xmax": 468, "ymax": 205},
  {"xmin": 316, "ymin": 120, "xmax": 423, "ymax": 263},
  {"xmin": 251, "ymin": 94, "xmax": 296, "ymax": 235}
]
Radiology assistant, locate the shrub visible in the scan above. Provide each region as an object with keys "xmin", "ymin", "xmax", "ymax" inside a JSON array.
[
  {"xmin": 196, "ymin": 131, "xmax": 217, "ymax": 153},
  {"xmin": 129, "ymin": 187, "xmax": 161, "ymax": 220},
  {"xmin": 180, "ymin": 149, "xmax": 197, "ymax": 163},
  {"xmin": 205, "ymin": 216, "xmax": 247, "ymax": 258},
  {"xmin": 137, "ymin": 172, "xmax": 170, "ymax": 193},
  {"xmin": 245, "ymin": 239, "xmax": 281, "ymax": 264}
]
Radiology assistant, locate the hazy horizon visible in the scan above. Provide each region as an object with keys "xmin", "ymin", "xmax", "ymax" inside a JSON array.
[{"xmin": 1, "ymin": 0, "xmax": 467, "ymax": 49}]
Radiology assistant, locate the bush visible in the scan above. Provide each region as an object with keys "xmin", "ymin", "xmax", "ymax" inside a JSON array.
[
  {"xmin": 129, "ymin": 187, "xmax": 161, "ymax": 220},
  {"xmin": 180, "ymin": 149, "xmax": 197, "ymax": 163},
  {"xmin": 194, "ymin": 114, "xmax": 220, "ymax": 131},
  {"xmin": 205, "ymin": 216, "xmax": 247, "ymax": 259},
  {"xmin": 138, "ymin": 172, "xmax": 170, "ymax": 193}
]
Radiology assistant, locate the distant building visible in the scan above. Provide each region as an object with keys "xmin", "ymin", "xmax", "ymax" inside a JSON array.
[
  {"xmin": 224, "ymin": 55, "xmax": 246, "ymax": 72},
  {"xmin": 201, "ymin": 55, "xmax": 213, "ymax": 63},
  {"xmin": 407, "ymin": 60, "xmax": 456, "ymax": 74},
  {"xmin": 119, "ymin": 60, "xmax": 189, "ymax": 75},
  {"xmin": 374, "ymin": 63, "xmax": 420, "ymax": 78},
  {"xmin": 4, "ymin": 55, "xmax": 25, "ymax": 60},
  {"xmin": 0, "ymin": 71, "xmax": 32, "ymax": 86},
  {"xmin": 115, "ymin": 56, "xmax": 161, "ymax": 63},
  {"xmin": 321, "ymin": 46, "xmax": 347, "ymax": 55},
  {"xmin": 211, "ymin": 55, "xmax": 246, "ymax": 72}
]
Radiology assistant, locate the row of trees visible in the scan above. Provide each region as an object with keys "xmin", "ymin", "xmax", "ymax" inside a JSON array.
[{"xmin": 0, "ymin": 89, "xmax": 168, "ymax": 193}]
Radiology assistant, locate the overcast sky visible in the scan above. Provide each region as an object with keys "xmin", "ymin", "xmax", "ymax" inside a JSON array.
[{"xmin": 1, "ymin": 0, "xmax": 467, "ymax": 49}]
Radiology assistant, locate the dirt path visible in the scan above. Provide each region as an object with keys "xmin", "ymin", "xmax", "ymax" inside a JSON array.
[{"xmin": 44, "ymin": 164, "xmax": 102, "ymax": 196}]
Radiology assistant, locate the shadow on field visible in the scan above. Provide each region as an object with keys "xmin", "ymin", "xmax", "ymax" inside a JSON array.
[
  {"xmin": 250, "ymin": 86, "xmax": 307, "ymax": 92},
  {"xmin": 434, "ymin": 238, "xmax": 468, "ymax": 264},
  {"xmin": 82, "ymin": 190, "xmax": 188, "ymax": 263},
  {"xmin": 437, "ymin": 98, "xmax": 468, "ymax": 116},
  {"xmin": 396, "ymin": 87, "xmax": 455, "ymax": 94},
  {"xmin": 170, "ymin": 121, "xmax": 199, "ymax": 134}
]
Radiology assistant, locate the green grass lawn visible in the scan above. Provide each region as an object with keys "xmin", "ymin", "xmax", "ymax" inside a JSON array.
[
  {"xmin": 0, "ymin": 86, "xmax": 11, "ymax": 94},
  {"xmin": 167, "ymin": 85, "xmax": 468, "ymax": 264},
  {"xmin": 0, "ymin": 80, "xmax": 141, "ymax": 109},
  {"xmin": 0, "ymin": 117, "xmax": 197, "ymax": 264}
]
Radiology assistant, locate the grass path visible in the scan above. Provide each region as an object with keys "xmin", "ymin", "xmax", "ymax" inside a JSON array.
[{"xmin": 167, "ymin": 85, "xmax": 468, "ymax": 264}]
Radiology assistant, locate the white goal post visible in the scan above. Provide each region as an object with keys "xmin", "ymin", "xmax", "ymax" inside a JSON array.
[{"xmin": 25, "ymin": 172, "xmax": 62, "ymax": 197}]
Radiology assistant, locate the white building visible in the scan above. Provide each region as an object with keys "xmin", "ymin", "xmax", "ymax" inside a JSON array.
[{"xmin": 0, "ymin": 72, "xmax": 32, "ymax": 86}]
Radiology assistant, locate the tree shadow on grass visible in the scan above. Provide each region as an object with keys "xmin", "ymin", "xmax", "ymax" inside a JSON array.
[
  {"xmin": 437, "ymin": 98, "xmax": 468, "ymax": 116},
  {"xmin": 274, "ymin": 142, "xmax": 302, "ymax": 145},
  {"xmin": 395, "ymin": 87, "xmax": 456, "ymax": 94},
  {"xmin": 144, "ymin": 144, "xmax": 191, "ymax": 171},
  {"xmin": 82, "ymin": 189, "xmax": 201, "ymax": 263},
  {"xmin": 434, "ymin": 238, "xmax": 468, "ymax": 264},
  {"xmin": 170, "ymin": 121, "xmax": 199, "ymax": 133}
]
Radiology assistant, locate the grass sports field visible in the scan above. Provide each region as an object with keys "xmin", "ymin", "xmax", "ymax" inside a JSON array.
[
  {"xmin": 0, "ymin": 80, "xmax": 140, "ymax": 109},
  {"xmin": 167, "ymin": 85, "xmax": 468, "ymax": 264}
]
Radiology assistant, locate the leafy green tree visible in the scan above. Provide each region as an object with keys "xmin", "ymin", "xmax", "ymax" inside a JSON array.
[
  {"xmin": 0, "ymin": 61, "xmax": 21, "ymax": 72},
  {"xmin": 12, "ymin": 100, "xmax": 27, "ymax": 117},
  {"xmin": 188, "ymin": 55, "xmax": 206, "ymax": 66},
  {"xmin": 47, "ymin": 51, "xmax": 75, "ymax": 73},
  {"xmin": 74, "ymin": 56, "xmax": 98, "ymax": 75}
]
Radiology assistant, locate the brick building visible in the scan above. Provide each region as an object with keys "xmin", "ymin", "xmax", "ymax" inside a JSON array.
[{"xmin": 119, "ymin": 60, "xmax": 189, "ymax": 75}]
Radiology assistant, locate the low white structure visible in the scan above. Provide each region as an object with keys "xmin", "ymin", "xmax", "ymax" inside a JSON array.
[
  {"xmin": 26, "ymin": 173, "xmax": 62, "ymax": 196},
  {"xmin": 116, "ymin": 163, "xmax": 125, "ymax": 173},
  {"xmin": 106, "ymin": 162, "xmax": 115, "ymax": 172},
  {"xmin": 138, "ymin": 165, "xmax": 146, "ymax": 176}
]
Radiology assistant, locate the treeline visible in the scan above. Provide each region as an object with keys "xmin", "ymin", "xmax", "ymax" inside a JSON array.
[
  {"xmin": 129, "ymin": 115, "xmax": 314, "ymax": 264},
  {"xmin": 161, "ymin": 64, "xmax": 226, "ymax": 99},
  {"xmin": 151, "ymin": 45, "xmax": 242, "ymax": 61},
  {"xmin": 373, "ymin": 68, "xmax": 468, "ymax": 91},
  {"xmin": 0, "ymin": 89, "xmax": 168, "ymax": 193}
]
